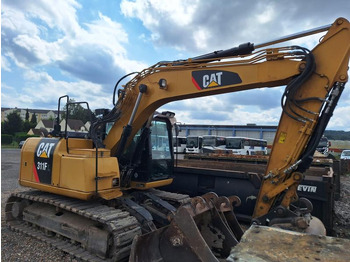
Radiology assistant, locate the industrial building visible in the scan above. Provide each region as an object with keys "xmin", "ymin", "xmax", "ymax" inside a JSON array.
[{"xmin": 175, "ymin": 123, "xmax": 278, "ymax": 144}]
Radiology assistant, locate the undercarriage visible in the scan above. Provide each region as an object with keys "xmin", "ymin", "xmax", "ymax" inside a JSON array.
[{"xmin": 5, "ymin": 189, "xmax": 245, "ymax": 261}]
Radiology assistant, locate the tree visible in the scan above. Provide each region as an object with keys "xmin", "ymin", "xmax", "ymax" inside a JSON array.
[
  {"xmin": 23, "ymin": 120, "xmax": 36, "ymax": 133},
  {"xmin": 61, "ymin": 99, "xmax": 92, "ymax": 123},
  {"xmin": 2, "ymin": 112, "xmax": 23, "ymax": 135},
  {"xmin": 31, "ymin": 113, "xmax": 37, "ymax": 125},
  {"xmin": 1, "ymin": 121, "xmax": 6, "ymax": 134},
  {"xmin": 25, "ymin": 108, "xmax": 30, "ymax": 121}
]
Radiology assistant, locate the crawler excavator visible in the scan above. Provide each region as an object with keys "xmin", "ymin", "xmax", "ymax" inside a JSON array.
[{"xmin": 5, "ymin": 17, "xmax": 350, "ymax": 261}]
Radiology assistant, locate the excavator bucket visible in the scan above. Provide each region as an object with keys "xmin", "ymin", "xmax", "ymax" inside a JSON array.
[{"xmin": 129, "ymin": 193, "xmax": 243, "ymax": 262}]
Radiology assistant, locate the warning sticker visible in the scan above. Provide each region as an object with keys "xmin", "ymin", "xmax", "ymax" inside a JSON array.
[{"xmin": 278, "ymin": 132, "xmax": 287, "ymax": 143}]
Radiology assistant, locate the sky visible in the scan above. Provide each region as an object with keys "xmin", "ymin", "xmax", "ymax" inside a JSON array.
[{"xmin": 1, "ymin": 0, "xmax": 350, "ymax": 130}]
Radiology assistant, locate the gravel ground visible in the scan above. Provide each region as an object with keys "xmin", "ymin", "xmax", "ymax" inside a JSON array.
[
  {"xmin": 1, "ymin": 149, "xmax": 77, "ymax": 262},
  {"xmin": 333, "ymin": 174, "xmax": 350, "ymax": 238},
  {"xmin": 1, "ymin": 149, "xmax": 350, "ymax": 261}
]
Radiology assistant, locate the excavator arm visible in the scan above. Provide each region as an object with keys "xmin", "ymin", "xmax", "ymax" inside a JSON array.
[{"xmin": 100, "ymin": 17, "xmax": 349, "ymax": 223}]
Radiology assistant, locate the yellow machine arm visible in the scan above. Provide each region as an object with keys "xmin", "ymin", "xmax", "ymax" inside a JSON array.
[{"xmin": 99, "ymin": 18, "xmax": 349, "ymax": 221}]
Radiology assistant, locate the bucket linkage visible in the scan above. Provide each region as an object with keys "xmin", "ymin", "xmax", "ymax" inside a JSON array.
[{"xmin": 129, "ymin": 192, "xmax": 243, "ymax": 262}]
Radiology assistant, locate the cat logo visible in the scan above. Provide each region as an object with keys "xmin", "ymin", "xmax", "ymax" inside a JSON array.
[
  {"xmin": 36, "ymin": 142, "xmax": 56, "ymax": 158},
  {"xmin": 203, "ymin": 72, "xmax": 223, "ymax": 88},
  {"xmin": 192, "ymin": 70, "xmax": 242, "ymax": 90},
  {"xmin": 34, "ymin": 138, "xmax": 59, "ymax": 184}
]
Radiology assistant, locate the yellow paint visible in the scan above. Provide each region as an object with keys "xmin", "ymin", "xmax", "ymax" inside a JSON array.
[
  {"xmin": 39, "ymin": 151, "xmax": 48, "ymax": 158},
  {"xmin": 20, "ymin": 180, "xmax": 94, "ymax": 200},
  {"xmin": 208, "ymin": 81, "xmax": 218, "ymax": 87},
  {"xmin": 19, "ymin": 137, "xmax": 122, "ymax": 200},
  {"xmin": 130, "ymin": 178, "xmax": 173, "ymax": 190},
  {"xmin": 98, "ymin": 189, "xmax": 123, "ymax": 200}
]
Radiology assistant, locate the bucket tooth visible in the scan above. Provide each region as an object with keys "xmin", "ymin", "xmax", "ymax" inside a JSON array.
[{"xmin": 213, "ymin": 196, "xmax": 244, "ymax": 241}]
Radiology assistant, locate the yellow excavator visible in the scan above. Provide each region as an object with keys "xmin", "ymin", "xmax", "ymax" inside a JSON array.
[{"xmin": 6, "ymin": 17, "xmax": 350, "ymax": 261}]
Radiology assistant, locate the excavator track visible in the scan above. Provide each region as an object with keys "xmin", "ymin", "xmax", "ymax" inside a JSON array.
[
  {"xmin": 6, "ymin": 189, "xmax": 244, "ymax": 261},
  {"xmin": 148, "ymin": 188, "xmax": 191, "ymax": 204},
  {"xmin": 5, "ymin": 190, "xmax": 142, "ymax": 262}
]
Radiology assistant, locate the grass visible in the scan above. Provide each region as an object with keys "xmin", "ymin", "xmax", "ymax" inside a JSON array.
[{"xmin": 1, "ymin": 142, "xmax": 20, "ymax": 148}]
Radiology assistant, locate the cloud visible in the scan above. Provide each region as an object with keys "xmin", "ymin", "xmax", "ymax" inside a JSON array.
[
  {"xmin": 2, "ymin": 6, "xmax": 47, "ymax": 67},
  {"xmin": 121, "ymin": 0, "xmax": 349, "ymax": 129},
  {"xmin": 55, "ymin": 12, "xmax": 147, "ymax": 85},
  {"xmin": 162, "ymin": 100, "xmax": 282, "ymax": 126},
  {"xmin": 1, "ymin": 1, "xmax": 145, "ymax": 86},
  {"xmin": 11, "ymin": 35, "xmax": 61, "ymax": 66},
  {"xmin": 221, "ymin": 88, "xmax": 284, "ymax": 110},
  {"xmin": 1, "ymin": 56, "xmax": 12, "ymax": 71},
  {"xmin": 161, "ymin": 87, "xmax": 284, "ymax": 126},
  {"xmin": 1, "ymin": 0, "xmax": 149, "ymax": 112},
  {"xmin": 328, "ymin": 87, "xmax": 350, "ymax": 131},
  {"xmin": 1, "ymin": 6, "xmax": 40, "ymax": 35},
  {"xmin": 58, "ymin": 45, "xmax": 123, "ymax": 85},
  {"xmin": 3, "ymin": 70, "xmax": 112, "ymax": 109},
  {"xmin": 2, "ymin": 0, "xmax": 81, "ymax": 36},
  {"xmin": 1, "ymin": 2, "xmax": 71, "ymax": 67},
  {"xmin": 328, "ymin": 106, "xmax": 350, "ymax": 131},
  {"xmin": 120, "ymin": 0, "xmax": 203, "ymax": 51},
  {"xmin": 162, "ymin": 85, "xmax": 350, "ymax": 129},
  {"xmin": 1, "ymin": 0, "xmax": 349, "ymax": 132},
  {"xmin": 1, "ymin": 0, "xmax": 81, "ymax": 68},
  {"xmin": 162, "ymin": 87, "xmax": 284, "ymax": 122},
  {"xmin": 121, "ymin": 0, "xmax": 350, "ymax": 53},
  {"xmin": 190, "ymin": 111, "xmax": 231, "ymax": 122}
]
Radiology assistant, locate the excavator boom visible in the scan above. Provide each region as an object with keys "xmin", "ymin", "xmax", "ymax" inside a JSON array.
[{"xmin": 103, "ymin": 17, "xmax": 349, "ymax": 220}]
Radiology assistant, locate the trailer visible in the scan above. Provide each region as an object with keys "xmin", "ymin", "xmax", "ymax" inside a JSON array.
[{"xmin": 164, "ymin": 154, "xmax": 338, "ymax": 234}]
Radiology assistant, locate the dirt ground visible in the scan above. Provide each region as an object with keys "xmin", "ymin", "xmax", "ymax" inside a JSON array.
[
  {"xmin": 333, "ymin": 174, "xmax": 350, "ymax": 238},
  {"xmin": 1, "ymin": 149, "xmax": 77, "ymax": 261}
]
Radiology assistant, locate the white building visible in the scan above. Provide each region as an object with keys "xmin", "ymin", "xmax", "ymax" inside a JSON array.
[
  {"xmin": 60, "ymin": 119, "xmax": 88, "ymax": 132},
  {"xmin": 1, "ymin": 107, "xmax": 59, "ymax": 122}
]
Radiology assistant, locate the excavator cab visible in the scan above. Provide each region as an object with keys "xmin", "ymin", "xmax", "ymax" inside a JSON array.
[{"xmin": 120, "ymin": 114, "xmax": 175, "ymax": 188}]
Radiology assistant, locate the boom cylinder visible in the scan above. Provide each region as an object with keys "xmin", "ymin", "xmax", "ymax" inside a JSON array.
[{"xmin": 115, "ymin": 84, "xmax": 147, "ymax": 158}]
